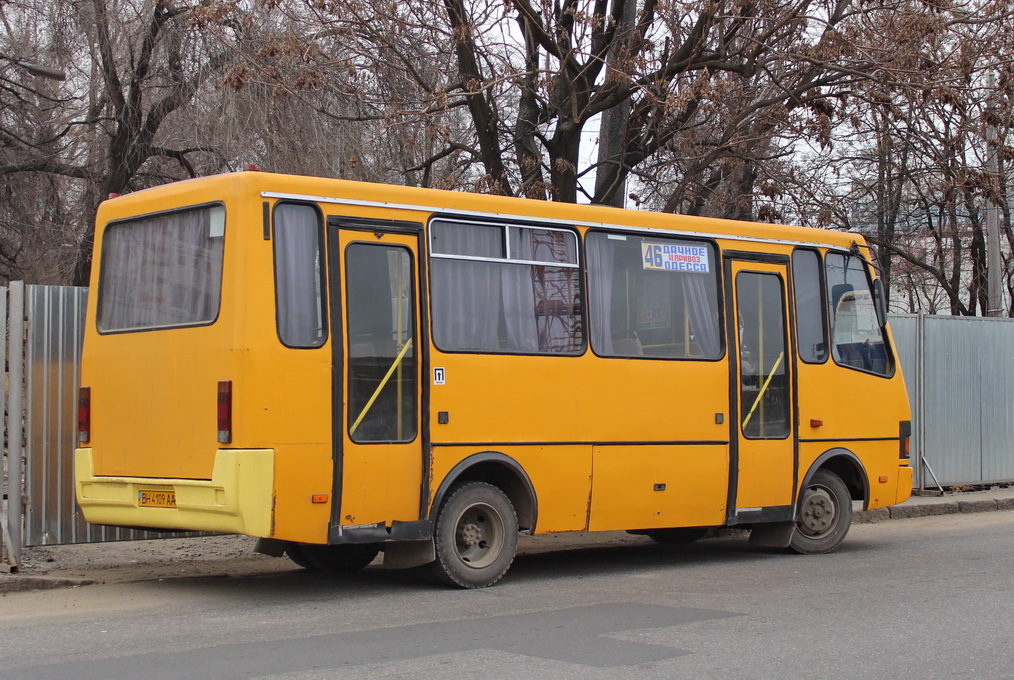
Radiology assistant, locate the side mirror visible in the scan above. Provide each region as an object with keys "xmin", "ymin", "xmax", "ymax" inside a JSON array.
[{"xmin": 872, "ymin": 278, "xmax": 888, "ymax": 326}]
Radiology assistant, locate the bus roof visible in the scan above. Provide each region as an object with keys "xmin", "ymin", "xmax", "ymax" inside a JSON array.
[{"xmin": 99, "ymin": 170, "xmax": 864, "ymax": 251}]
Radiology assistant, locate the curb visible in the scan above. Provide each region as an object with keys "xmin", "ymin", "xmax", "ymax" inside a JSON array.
[
  {"xmin": 0, "ymin": 576, "xmax": 97, "ymax": 594},
  {"xmin": 854, "ymin": 496, "xmax": 1014, "ymax": 523}
]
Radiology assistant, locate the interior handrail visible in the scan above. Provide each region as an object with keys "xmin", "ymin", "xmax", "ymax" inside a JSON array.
[{"xmin": 349, "ymin": 338, "xmax": 414, "ymax": 435}]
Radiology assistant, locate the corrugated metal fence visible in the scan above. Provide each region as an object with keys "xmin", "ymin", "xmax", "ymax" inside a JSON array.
[
  {"xmin": 891, "ymin": 314, "xmax": 1014, "ymax": 490},
  {"xmin": 2, "ymin": 285, "xmax": 1013, "ymax": 569},
  {"xmin": 3, "ymin": 284, "xmax": 192, "ymax": 570}
]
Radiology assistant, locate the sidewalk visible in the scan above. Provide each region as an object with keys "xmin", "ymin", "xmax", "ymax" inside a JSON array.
[
  {"xmin": 853, "ymin": 485, "xmax": 1014, "ymax": 522},
  {"xmin": 2, "ymin": 486, "xmax": 1012, "ymax": 594}
]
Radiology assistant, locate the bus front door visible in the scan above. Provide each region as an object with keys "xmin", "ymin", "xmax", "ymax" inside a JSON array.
[
  {"xmin": 726, "ymin": 257, "xmax": 797, "ymax": 523},
  {"xmin": 329, "ymin": 221, "xmax": 425, "ymax": 534}
]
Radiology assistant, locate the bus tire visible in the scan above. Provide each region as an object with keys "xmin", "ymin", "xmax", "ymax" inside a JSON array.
[
  {"xmin": 298, "ymin": 543, "xmax": 381, "ymax": 573},
  {"xmin": 285, "ymin": 543, "xmax": 319, "ymax": 571},
  {"xmin": 430, "ymin": 481, "xmax": 518, "ymax": 589},
  {"xmin": 789, "ymin": 469, "xmax": 852, "ymax": 554}
]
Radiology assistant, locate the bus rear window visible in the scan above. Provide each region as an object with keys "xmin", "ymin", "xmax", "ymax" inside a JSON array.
[{"xmin": 97, "ymin": 205, "xmax": 225, "ymax": 332}]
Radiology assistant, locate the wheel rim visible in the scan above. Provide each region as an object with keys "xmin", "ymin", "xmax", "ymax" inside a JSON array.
[
  {"xmin": 452, "ymin": 501, "xmax": 505, "ymax": 569},
  {"xmin": 798, "ymin": 484, "xmax": 838, "ymax": 538}
]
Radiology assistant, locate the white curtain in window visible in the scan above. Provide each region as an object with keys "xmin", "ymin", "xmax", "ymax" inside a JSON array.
[
  {"xmin": 585, "ymin": 235, "xmax": 615, "ymax": 354},
  {"xmin": 501, "ymin": 229, "xmax": 539, "ymax": 352},
  {"xmin": 431, "ymin": 227, "xmax": 501, "ymax": 350},
  {"xmin": 275, "ymin": 204, "xmax": 323, "ymax": 347},
  {"xmin": 682, "ymin": 275, "xmax": 721, "ymax": 358},
  {"xmin": 98, "ymin": 208, "xmax": 224, "ymax": 331}
]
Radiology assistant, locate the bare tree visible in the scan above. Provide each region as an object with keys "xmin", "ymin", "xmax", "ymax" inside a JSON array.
[
  {"xmin": 1, "ymin": 0, "xmax": 235, "ymax": 285},
  {"xmin": 781, "ymin": 0, "xmax": 1014, "ymax": 315},
  {"xmin": 0, "ymin": 1, "xmax": 79, "ymax": 282},
  {"xmin": 213, "ymin": 0, "xmax": 920, "ymax": 211}
]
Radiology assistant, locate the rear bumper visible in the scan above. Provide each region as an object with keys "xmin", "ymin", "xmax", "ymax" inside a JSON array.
[{"xmin": 75, "ymin": 448, "xmax": 275, "ymax": 537}]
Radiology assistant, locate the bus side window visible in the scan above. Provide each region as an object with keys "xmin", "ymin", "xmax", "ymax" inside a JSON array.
[
  {"xmin": 430, "ymin": 219, "xmax": 582, "ymax": 354},
  {"xmin": 791, "ymin": 249, "xmax": 828, "ymax": 363},
  {"xmin": 586, "ymin": 231, "xmax": 721, "ymax": 360},
  {"xmin": 274, "ymin": 203, "xmax": 325, "ymax": 348},
  {"xmin": 825, "ymin": 252, "xmax": 892, "ymax": 376}
]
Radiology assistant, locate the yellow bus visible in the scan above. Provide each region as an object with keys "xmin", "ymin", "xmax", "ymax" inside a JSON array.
[{"xmin": 75, "ymin": 170, "xmax": 913, "ymax": 588}]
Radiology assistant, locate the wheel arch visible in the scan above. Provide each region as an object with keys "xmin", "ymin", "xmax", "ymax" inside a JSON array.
[
  {"xmin": 429, "ymin": 451, "xmax": 538, "ymax": 532},
  {"xmin": 800, "ymin": 447, "xmax": 870, "ymax": 510}
]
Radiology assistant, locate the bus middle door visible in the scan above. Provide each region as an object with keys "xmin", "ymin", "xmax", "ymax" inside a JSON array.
[
  {"xmin": 329, "ymin": 218, "xmax": 425, "ymax": 535},
  {"xmin": 725, "ymin": 255, "xmax": 797, "ymax": 525}
]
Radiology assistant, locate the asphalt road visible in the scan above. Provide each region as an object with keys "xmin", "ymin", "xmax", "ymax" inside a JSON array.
[{"xmin": 1, "ymin": 511, "xmax": 1012, "ymax": 680}]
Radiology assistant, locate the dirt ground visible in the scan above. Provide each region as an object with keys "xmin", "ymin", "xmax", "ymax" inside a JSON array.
[
  {"xmin": 1, "ymin": 530, "xmax": 653, "ymax": 592},
  {"xmin": 4, "ymin": 534, "xmax": 289, "ymax": 589}
]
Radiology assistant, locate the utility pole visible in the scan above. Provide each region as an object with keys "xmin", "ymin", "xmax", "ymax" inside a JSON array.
[{"xmin": 985, "ymin": 73, "xmax": 1003, "ymax": 317}]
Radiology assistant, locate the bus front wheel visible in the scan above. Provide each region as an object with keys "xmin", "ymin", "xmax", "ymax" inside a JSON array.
[
  {"xmin": 789, "ymin": 469, "xmax": 852, "ymax": 554},
  {"xmin": 431, "ymin": 481, "xmax": 518, "ymax": 588}
]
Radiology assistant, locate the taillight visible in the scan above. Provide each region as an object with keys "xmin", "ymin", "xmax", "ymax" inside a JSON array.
[
  {"xmin": 217, "ymin": 381, "xmax": 232, "ymax": 444},
  {"xmin": 78, "ymin": 386, "xmax": 91, "ymax": 443},
  {"xmin": 899, "ymin": 420, "xmax": 911, "ymax": 459}
]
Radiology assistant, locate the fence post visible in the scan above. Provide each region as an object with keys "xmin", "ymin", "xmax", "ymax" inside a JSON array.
[
  {"xmin": 6, "ymin": 281, "xmax": 25, "ymax": 566},
  {"xmin": 914, "ymin": 311, "xmax": 925, "ymax": 491},
  {"xmin": 0, "ymin": 286, "xmax": 9, "ymax": 571}
]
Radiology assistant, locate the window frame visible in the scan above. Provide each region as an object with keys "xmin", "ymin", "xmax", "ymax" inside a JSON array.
[
  {"xmin": 344, "ymin": 241, "xmax": 418, "ymax": 444},
  {"xmin": 791, "ymin": 247, "xmax": 829, "ymax": 365},
  {"xmin": 585, "ymin": 229, "xmax": 725, "ymax": 362},
  {"xmin": 735, "ymin": 269, "xmax": 792, "ymax": 440},
  {"xmin": 428, "ymin": 216, "xmax": 586, "ymax": 357},
  {"xmin": 96, "ymin": 202, "xmax": 226, "ymax": 335},
  {"xmin": 272, "ymin": 200, "xmax": 328, "ymax": 349}
]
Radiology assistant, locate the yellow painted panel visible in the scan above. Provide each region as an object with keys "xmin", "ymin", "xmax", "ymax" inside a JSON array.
[
  {"xmin": 428, "ymin": 352, "xmax": 729, "ymax": 445},
  {"xmin": 588, "ymin": 445, "xmax": 728, "ymax": 531},
  {"xmin": 85, "ymin": 177, "xmax": 334, "ymax": 489},
  {"xmin": 270, "ymin": 444, "xmax": 333, "ymax": 543},
  {"xmin": 796, "ymin": 361, "xmax": 911, "ymax": 441},
  {"xmin": 338, "ymin": 443, "xmax": 424, "ymax": 527},
  {"xmin": 796, "ymin": 442, "xmax": 828, "ymax": 491},
  {"xmin": 734, "ymin": 439, "xmax": 796, "ymax": 510},
  {"xmin": 86, "ymin": 327, "xmax": 231, "ymax": 479}
]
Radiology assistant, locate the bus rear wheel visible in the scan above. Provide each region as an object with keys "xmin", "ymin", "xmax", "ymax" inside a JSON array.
[
  {"xmin": 789, "ymin": 469, "xmax": 852, "ymax": 554},
  {"xmin": 285, "ymin": 543, "xmax": 318, "ymax": 571},
  {"xmin": 296, "ymin": 543, "xmax": 381, "ymax": 573},
  {"xmin": 431, "ymin": 481, "xmax": 518, "ymax": 589}
]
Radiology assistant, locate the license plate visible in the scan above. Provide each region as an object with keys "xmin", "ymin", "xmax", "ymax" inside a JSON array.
[{"xmin": 138, "ymin": 489, "xmax": 176, "ymax": 508}]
